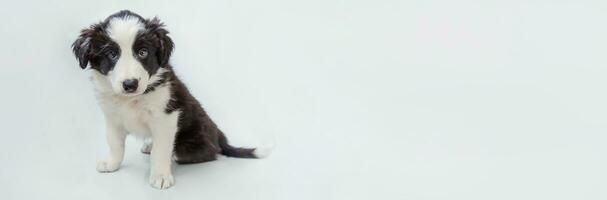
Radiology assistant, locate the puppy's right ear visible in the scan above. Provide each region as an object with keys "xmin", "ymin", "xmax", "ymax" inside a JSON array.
[{"xmin": 72, "ymin": 28, "xmax": 94, "ymax": 69}]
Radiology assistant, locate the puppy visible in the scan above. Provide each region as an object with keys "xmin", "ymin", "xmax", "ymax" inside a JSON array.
[{"xmin": 72, "ymin": 10, "xmax": 269, "ymax": 189}]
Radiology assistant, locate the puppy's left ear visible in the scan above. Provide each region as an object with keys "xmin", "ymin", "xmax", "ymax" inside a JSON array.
[
  {"xmin": 72, "ymin": 28, "xmax": 95, "ymax": 69},
  {"xmin": 147, "ymin": 17, "xmax": 174, "ymax": 66}
]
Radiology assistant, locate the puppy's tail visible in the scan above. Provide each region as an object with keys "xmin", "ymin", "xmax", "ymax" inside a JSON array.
[{"xmin": 217, "ymin": 131, "xmax": 273, "ymax": 159}]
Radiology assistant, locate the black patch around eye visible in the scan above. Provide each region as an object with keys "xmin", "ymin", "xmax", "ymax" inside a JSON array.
[
  {"xmin": 132, "ymin": 30, "xmax": 167, "ymax": 77},
  {"xmin": 88, "ymin": 41, "xmax": 120, "ymax": 75},
  {"xmin": 106, "ymin": 50, "xmax": 119, "ymax": 60}
]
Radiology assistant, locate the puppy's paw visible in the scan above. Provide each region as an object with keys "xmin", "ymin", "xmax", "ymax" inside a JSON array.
[
  {"xmin": 140, "ymin": 143, "xmax": 152, "ymax": 154},
  {"xmin": 96, "ymin": 159, "xmax": 120, "ymax": 173},
  {"xmin": 149, "ymin": 173, "xmax": 175, "ymax": 189}
]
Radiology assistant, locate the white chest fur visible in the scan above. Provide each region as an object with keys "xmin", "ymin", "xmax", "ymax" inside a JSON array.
[{"xmin": 91, "ymin": 72, "xmax": 175, "ymax": 137}]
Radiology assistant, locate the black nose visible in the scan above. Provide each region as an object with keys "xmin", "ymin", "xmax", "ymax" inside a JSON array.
[{"xmin": 122, "ymin": 79, "xmax": 139, "ymax": 93}]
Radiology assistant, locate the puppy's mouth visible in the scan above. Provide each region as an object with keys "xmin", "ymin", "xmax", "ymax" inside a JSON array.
[
  {"xmin": 115, "ymin": 87, "xmax": 146, "ymax": 97},
  {"xmin": 122, "ymin": 87, "xmax": 148, "ymax": 96},
  {"xmin": 121, "ymin": 92, "xmax": 142, "ymax": 97}
]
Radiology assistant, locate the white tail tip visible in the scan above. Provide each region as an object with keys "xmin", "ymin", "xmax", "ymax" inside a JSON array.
[{"xmin": 253, "ymin": 144, "xmax": 274, "ymax": 158}]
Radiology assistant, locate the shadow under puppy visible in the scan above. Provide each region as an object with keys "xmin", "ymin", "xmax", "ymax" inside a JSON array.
[{"xmin": 72, "ymin": 10, "xmax": 270, "ymax": 189}]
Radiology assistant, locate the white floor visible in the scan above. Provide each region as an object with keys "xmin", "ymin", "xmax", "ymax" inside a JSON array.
[{"xmin": 1, "ymin": 0, "xmax": 607, "ymax": 199}]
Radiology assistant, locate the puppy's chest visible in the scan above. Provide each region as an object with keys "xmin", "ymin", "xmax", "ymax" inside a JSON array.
[{"xmin": 100, "ymin": 94, "xmax": 168, "ymax": 135}]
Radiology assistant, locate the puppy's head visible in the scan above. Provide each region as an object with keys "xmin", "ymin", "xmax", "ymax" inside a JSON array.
[{"xmin": 72, "ymin": 10, "xmax": 173, "ymax": 96}]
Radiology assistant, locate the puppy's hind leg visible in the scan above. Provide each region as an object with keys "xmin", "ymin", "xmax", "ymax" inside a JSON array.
[{"xmin": 174, "ymin": 141, "xmax": 218, "ymax": 164}]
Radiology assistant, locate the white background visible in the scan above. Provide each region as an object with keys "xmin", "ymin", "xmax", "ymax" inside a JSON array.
[{"xmin": 1, "ymin": 0, "xmax": 606, "ymax": 199}]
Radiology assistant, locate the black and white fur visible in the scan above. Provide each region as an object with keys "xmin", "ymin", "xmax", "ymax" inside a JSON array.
[{"xmin": 72, "ymin": 10, "xmax": 270, "ymax": 189}]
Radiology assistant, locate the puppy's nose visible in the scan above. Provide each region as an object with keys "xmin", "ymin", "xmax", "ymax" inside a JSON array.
[{"xmin": 122, "ymin": 79, "xmax": 139, "ymax": 93}]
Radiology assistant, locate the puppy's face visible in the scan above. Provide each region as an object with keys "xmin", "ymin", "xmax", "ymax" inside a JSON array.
[{"xmin": 72, "ymin": 10, "xmax": 173, "ymax": 96}]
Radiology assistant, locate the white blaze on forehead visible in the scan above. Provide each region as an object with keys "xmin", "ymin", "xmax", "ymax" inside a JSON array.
[
  {"xmin": 106, "ymin": 16, "xmax": 144, "ymax": 48},
  {"xmin": 105, "ymin": 16, "xmax": 149, "ymax": 95}
]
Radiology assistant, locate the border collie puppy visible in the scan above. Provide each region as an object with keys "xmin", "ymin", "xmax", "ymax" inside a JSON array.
[{"xmin": 72, "ymin": 10, "xmax": 269, "ymax": 189}]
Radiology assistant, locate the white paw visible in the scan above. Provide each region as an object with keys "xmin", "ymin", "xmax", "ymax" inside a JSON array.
[
  {"xmin": 96, "ymin": 159, "xmax": 120, "ymax": 173},
  {"xmin": 141, "ymin": 143, "xmax": 152, "ymax": 154},
  {"xmin": 149, "ymin": 173, "xmax": 175, "ymax": 189}
]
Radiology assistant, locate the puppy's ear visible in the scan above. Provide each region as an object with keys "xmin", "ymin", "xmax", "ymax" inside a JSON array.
[
  {"xmin": 147, "ymin": 17, "xmax": 174, "ymax": 66},
  {"xmin": 72, "ymin": 28, "xmax": 95, "ymax": 69}
]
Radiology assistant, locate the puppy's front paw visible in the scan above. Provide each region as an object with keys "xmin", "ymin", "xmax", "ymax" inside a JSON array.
[
  {"xmin": 96, "ymin": 159, "xmax": 120, "ymax": 173},
  {"xmin": 149, "ymin": 173, "xmax": 175, "ymax": 189}
]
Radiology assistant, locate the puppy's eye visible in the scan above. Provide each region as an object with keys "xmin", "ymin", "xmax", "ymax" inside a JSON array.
[
  {"xmin": 137, "ymin": 48, "xmax": 148, "ymax": 58},
  {"xmin": 107, "ymin": 50, "xmax": 118, "ymax": 61}
]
